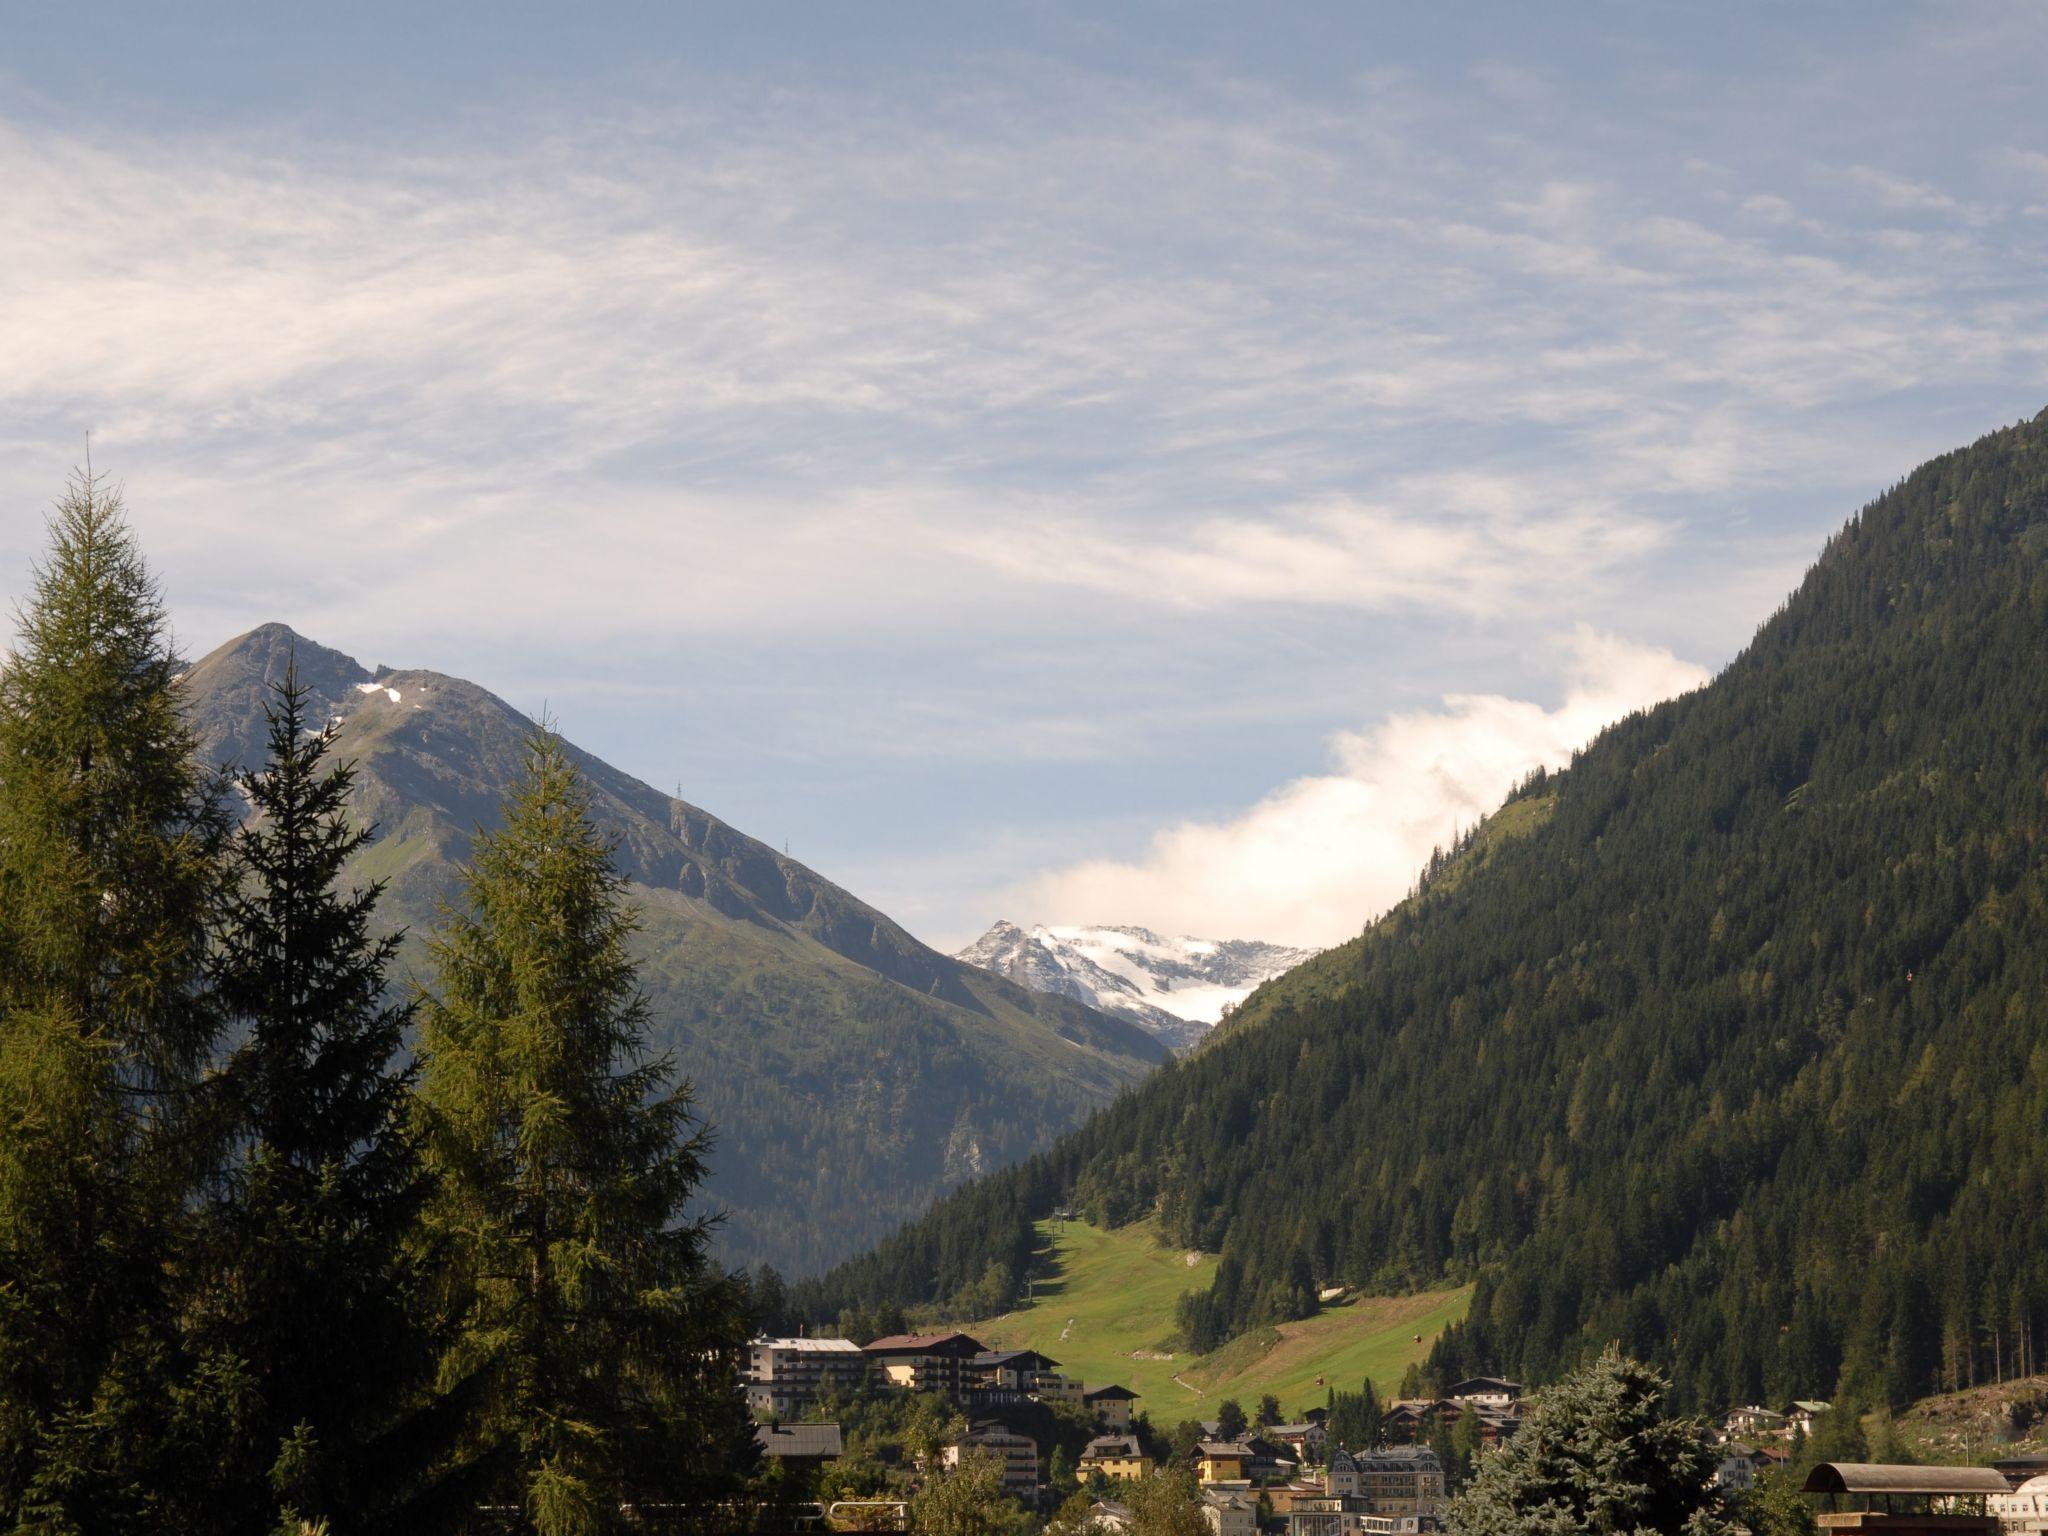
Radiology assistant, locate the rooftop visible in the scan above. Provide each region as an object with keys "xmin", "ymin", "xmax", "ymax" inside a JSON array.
[
  {"xmin": 1085, "ymin": 1383, "xmax": 1138, "ymax": 1400},
  {"xmin": 753, "ymin": 1336, "xmax": 864, "ymax": 1353},
  {"xmin": 756, "ymin": 1423, "xmax": 845, "ymax": 1459},
  {"xmin": 864, "ymin": 1331, "xmax": 987, "ymax": 1355},
  {"xmin": 1802, "ymin": 1464, "xmax": 2010, "ymax": 1496}
]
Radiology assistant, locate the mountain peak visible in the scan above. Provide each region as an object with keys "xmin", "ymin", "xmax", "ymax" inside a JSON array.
[{"xmin": 957, "ymin": 920, "xmax": 1316, "ymax": 1051}]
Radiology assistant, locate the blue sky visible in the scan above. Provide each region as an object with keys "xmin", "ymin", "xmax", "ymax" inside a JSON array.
[{"xmin": 4, "ymin": 2, "xmax": 2045, "ymax": 947}]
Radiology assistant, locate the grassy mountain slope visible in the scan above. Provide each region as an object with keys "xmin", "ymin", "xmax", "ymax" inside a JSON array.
[
  {"xmin": 181, "ymin": 624, "xmax": 1167, "ymax": 1275},
  {"xmin": 801, "ymin": 408, "xmax": 2048, "ymax": 1414},
  {"xmin": 959, "ymin": 1218, "xmax": 1464, "ymax": 1418}
]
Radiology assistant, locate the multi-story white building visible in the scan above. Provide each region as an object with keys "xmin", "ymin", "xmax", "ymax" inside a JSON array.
[
  {"xmin": 746, "ymin": 1336, "xmax": 868, "ymax": 1418},
  {"xmin": 944, "ymin": 1424, "xmax": 1040, "ymax": 1498}
]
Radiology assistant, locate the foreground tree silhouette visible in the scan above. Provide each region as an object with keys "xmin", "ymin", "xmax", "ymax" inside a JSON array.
[
  {"xmin": 1446, "ymin": 1347, "xmax": 1732, "ymax": 1536},
  {"xmin": 198, "ymin": 665, "xmax": 476, "ymax": 1532},
  {"xmin": 0, "ymin": 472, "xmax": 229, "ymax": 1526},
  {"xmin": 417, "ymin": 726, "xmax": 752, "ymax": 1532}
]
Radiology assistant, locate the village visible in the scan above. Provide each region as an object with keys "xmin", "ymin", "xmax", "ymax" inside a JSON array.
[{"xmin": 745, "ymin": 1333, "xmax": 2048, "ymax": 1535}]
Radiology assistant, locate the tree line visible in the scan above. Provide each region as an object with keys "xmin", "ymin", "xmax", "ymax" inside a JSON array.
[
  {"xmin": 797, "ymin": 408, "xmax": 2048, "ymax": 1419},
  {"xmin": 0, "ymin": 474, "xmax": 752, "ymax": 1534}
]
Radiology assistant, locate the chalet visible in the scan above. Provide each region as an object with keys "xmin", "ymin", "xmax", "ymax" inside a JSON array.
[
  {"xmin": 1715, "ymin": 1445, "xmax": 1760, "ymax": 1492},
  {"xmin": 1381, "ymin": 1400, "xmax": 1441, "ymax": 1443},
  {"xmin": 1080, "ymin": 1435, "xmax": 1152, "ymax": 1481},
  {"xmin": 1268, "ymin": 1422, "xmax": 1330, "ymax": 1464},
  {"xmin": 1784, "ymin": 1400, "xmax": 1832, "ymax": 1438},
  {"xmin": 1245, "ymin": 1436, "xmax": 1301, "ymax": 1482},
  {"xmin": 972, "ymin": 1348, "xmax": 1077, "ymax": 1404},
  {"xmin": 754, "ymin": 1421, "xmax": 845, "ymax": 1472},
  {"xmin": 1085, "ymin": 1383, "xmax": 1139, "ymax": 1432},
  {"xmin": 1460, "ymin": 1403, "xmax": 1522, "ymax": 1446},
  {"xmin": 1447, "ymin": 1377, "xmax": 1522, "ymax": 1406},
  {"xmin": 1202, "ymin": 1486, "xmax": 1258, "ymax": 1536},
  {"xmin": 944, "ymin": 1423, "xmax": 1039, "ymax": 1497},
  {"xmin": 864, "ymin": 1332, "xmax": 987, "ymax": 1396},
  {"xmin": 746, "ymin": 1336, "xmax": 868, "ymax": 1418},
  {"xmin": 1724, "ymin": 1404, "xmax": 1788, "ymax": 1440},
  {"xmin": 1197, "ymin": 1442, "xmax": 1253, "ymax": 1486},
  {"xmin": 1753, "ymin": 1444, "xmax": 1791, "ymax": 1477}
]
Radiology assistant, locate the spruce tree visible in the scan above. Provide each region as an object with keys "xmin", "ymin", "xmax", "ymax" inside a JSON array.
[
  {"xmin": 1446, "ymin": 1347, "xmax": 1731, "ymax": 1536},
  {"xmin": 0, "ymin": 472, "xmax": 230, "ymax": 1527},
  {"xmin": 197, "ymin": 664, "xmax": 463, "ymax": 1532},
  {"xmin": 417, "ymin": 724, "xmax": 752, "ymax": 1532}
]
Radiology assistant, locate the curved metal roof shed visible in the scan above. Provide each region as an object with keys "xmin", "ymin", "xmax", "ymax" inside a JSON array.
[
  {"xmin": 1797, "ymin": 1463, "xmax": 2005, "ymax": 1534},
  {"xmin": 1802, "ymin": 1465, "xmax": 2010, "ymax": 1496}
]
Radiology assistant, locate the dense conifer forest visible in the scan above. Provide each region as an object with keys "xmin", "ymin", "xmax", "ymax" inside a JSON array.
[{"xmin": 800, "ymin": 410, "xmax": 2048, "ymax": 1417}]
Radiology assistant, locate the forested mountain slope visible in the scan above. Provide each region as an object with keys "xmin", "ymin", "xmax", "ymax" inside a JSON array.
[
  {"xmin": 800, "ymin": 410, "xmax": 2048, "ymax": 1414},
  {"xmin": 182, "ymin": 625, "xmax": 1167, "ymax": 1274}
]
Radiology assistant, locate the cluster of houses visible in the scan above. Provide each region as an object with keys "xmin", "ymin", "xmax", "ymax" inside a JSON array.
[
  {"xmin": 747, "ymin": 1332, "xmax": 1517, "ymax": 1534},
  {"xmin": 747, "ymin": 1331, "xmax": 1140, "ymax": 1506},
  {"xmin": 749, "ymin": 1331, "xmax": 1136, "ymax": 1427},
  {"xmin": 1707, "ymin": 1400, "xmax": 1835, "ymax": 1492}
]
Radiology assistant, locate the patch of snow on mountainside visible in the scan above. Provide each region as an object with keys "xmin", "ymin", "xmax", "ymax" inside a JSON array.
[{"xmin": 956, "ymin": 921, "xmax": 1316, "ymax": 1051}]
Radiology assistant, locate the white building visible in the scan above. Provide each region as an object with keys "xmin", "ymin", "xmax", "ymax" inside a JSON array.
[
  {"xmin": 1993, "ymin": 1475, "xmax": 2048, "ymax": 1534},
  {"xmin": 746, "ymin": 1336, "xmax": 868, "ymax": 1418},
  {"xmin": 1203, "ymin": 1487, "xmax": 1259, "ymax": 1536}
]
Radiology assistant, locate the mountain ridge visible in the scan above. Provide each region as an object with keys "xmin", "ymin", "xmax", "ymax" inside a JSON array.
[
  {"xmin": 799, "ymin": 408, "xmax": 2048, "ymax": 1416},
  {"xmin": 955, "ymin": 920, "xmax": 1317, "ymax": 1051},
  {"xmin": 181, "ymin": 623, "xmax": 1169, "ymax": 1276}
]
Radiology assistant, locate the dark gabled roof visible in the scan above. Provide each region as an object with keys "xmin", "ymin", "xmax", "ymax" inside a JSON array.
[
  {"xmin": 1801, "ymin": 1463, "xmax": 2008, "ymax": 1496},
  {"xmin": 863, "ymin": 1331, "xmax": 987, "ymax": 1356},
  {"xmin": 973, "ymin": 1348, "xmax": 1060, "ymax": 1372},
  {"xmin": 1084, "ymin": 1383, "xmax": 1138, "ymax": 1400},
  {"xmin": 756, "ymin": 1423, "xmax": 844, "ymax": 1459},
  {"xmin": 1449, "ymin": 1377, "xmax": 1522, "ymax": 1394},
  {"xmin": 1083, "ymin": 1435, "xmax": 1143, "ymax": 1459},
  {"xmin": 1197, "ymin": 1441, "xmax": 1253, "ymax": 1457}
]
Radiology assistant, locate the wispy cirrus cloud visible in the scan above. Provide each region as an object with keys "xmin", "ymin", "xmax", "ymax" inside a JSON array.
[{"xmin": 3, "ymin": 22, "xmax": 2046, "ymax": 946}]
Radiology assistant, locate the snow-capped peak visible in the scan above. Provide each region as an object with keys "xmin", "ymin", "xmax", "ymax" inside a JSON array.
[{"xmin": 956, "ymin": 921, "xmax": 1316, "ymax": 1051}]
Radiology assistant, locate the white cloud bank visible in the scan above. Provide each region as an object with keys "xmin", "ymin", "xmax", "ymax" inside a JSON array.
[{"xmin": 1019, "ymin": 629, "xmax": 1709, "ymax": 949}]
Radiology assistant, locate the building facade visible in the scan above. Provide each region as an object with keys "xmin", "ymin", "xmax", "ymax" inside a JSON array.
[
  {"xmin": 945, "ymin": 1424, "xmax": 1040, "ymax": 1498},
  {"xmin": 864, "ymin": 1332, "xmax": 987, "ymax": 1396},
  {"xmin": 746, "ymin": 1336, "xmax": 869, "ymax": 1418}
]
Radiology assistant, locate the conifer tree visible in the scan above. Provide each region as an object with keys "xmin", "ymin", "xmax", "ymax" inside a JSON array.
[
  {"xmin": 197, "ymin": 664, "xmax": 464, "ymax": 1532},
  {"xmin": 0, "ymin": 471, "xmax": 230, "ymax": 1526},
  {"xmin": 417, "ymin": 725, "xmax": 752, "ymax": 1533},
  {"xmin": 1446, "ymin": 1347, "xmax": 1731, "ymax": 1536}
]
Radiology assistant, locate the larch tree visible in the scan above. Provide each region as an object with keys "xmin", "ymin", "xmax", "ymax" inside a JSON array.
[
  {"xmin": 0, "ymin": 472, "xmax": 230, "ymax": 1528},
  {"xmin": 198, "ymin": 664, "xmax": 472, "ymax": 1533},
  {"xmin": 416, "ymin": 724, "xmax": 752, "ymax": 1534}
]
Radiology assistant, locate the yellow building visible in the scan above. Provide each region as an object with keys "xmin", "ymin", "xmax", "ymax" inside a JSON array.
[
  {"xmin": 1197, "ymin": 1442, "xmax": 1251, "ymax": 1486},
  {"xmin": 1081, "ymin": 1434, "xmax": 1153, "ymax": 1481}
]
